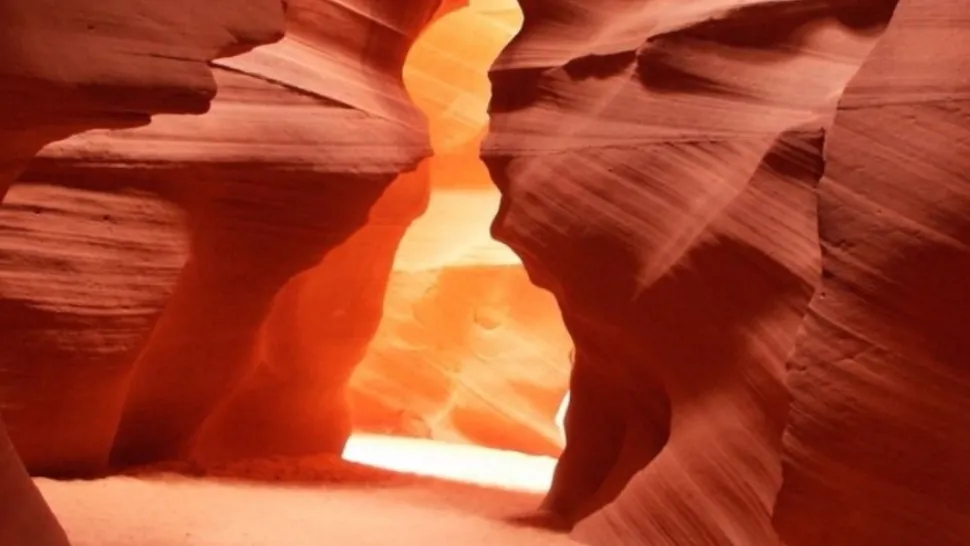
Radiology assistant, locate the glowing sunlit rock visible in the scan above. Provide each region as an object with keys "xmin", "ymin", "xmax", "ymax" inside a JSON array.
[{"xmin": 348, "ymin": 0, "xmax": 572, "ymax": 457}]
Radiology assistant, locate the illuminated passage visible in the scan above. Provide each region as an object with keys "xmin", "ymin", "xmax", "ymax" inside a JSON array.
[{"xmin": 343, "ymin": 0, "xmax": 573, "ymax": 489}]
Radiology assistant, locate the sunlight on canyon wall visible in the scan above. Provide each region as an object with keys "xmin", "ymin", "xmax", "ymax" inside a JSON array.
[{"xmin": 347, "ymin": 0, "xmax": 573, "ymax": 461}]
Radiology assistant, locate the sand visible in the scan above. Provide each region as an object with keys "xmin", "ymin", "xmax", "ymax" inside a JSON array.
[{"xmin": 34, "ymin": 448, "xmax": 579, "ymax": 546}]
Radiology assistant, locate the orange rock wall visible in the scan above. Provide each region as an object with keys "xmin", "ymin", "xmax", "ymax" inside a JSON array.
[
  {"xmin": 0, "ymin": 0, "xmax": 443, "ymax": 480},
  {"xmin": 773, "ymin": 1, "xmax": 970, "ymax": 543},
  {"xmin": 485, "ymin": 0, "xmax": 970, "ymax": 544},
  {"xmin": 2, "ymin": 0, "xmax": 969, "ymax": 545},
  {"xmin": 0, "ymin": 0, "xmax": 287, "ymax": 542}
]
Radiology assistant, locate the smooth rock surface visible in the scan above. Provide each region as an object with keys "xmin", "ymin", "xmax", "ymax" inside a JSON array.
[
  {"xmin": 0, "ymin": 0, "xmax": 287, "ymax": 197},
  {"xmin": 0, "ymin": 0, "xmax": 285, "ymax": 543},
  {"xmin": 773, "ymin": 1, "xmax": 970, "ymax": 544},
  {"xmin": 483, "ymin": 0, "xmax": 902, "ymax": 544},
  {"xmin": 2, "ymin": 0, "xmax": 969, "ymax": 545},
  {"xmin": 1, "ymin": 0, "xmax": 443, "ymax": 476}
]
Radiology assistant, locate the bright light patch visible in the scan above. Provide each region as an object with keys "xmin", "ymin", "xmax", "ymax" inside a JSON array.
[
  {"xmin": 343, "ymin": 434, "xmax": 556, "ymax": 493},
  {"xmin": 555, "ymin": 391, "xmax": 570, "ymax": 444}
]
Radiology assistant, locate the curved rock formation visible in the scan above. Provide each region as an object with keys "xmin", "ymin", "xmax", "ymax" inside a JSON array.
[
  {"xmin": 773, "ymin": 1, "xmax": 970, "ymax": 544},
  {"xmin": 1, "ymin": 0, "xmax": 286, "ymax": 542},
  {"xmin": 0, "ymin": 180, "xmax": 190, "ymax": 474},
  {"xmin": 347, "ymin": 0, "xmax": 572, "ymax": 457},
  {"xmin": 0, "ymin": 0, "xmax": 286, "ymax": 197},
  {"xmin": 483, "ymin": 0, "xmax": 903, "ymax": 543},
  {"xmin": 3, "ymin": 0, "xmax": 968, "ymax": 543},
  {"xmin": 1, "ymin": 0, "xmax": 443, "ymax": 477}
]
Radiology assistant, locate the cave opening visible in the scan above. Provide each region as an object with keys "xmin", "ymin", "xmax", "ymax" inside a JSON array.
[{"xmin": 338, "ymin": 0, "xmax": 573, "ymax": 493}]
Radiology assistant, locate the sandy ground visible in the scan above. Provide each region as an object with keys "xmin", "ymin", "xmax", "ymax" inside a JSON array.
[{"xmin": 34, "ymin": 446, "xmax": 579, "ymax": 546}]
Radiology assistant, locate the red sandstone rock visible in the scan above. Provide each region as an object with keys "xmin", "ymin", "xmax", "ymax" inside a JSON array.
[
  {"xmin": 0, "ymin": 423, "xmax": 67, "ymax": 545},
  {"xmin": 188, "ymin": 161, "xmax": 432, "ymax": 465},
  {"xmin": 2, "ymin": 0, "xmax": 969, "ymax": 544},
  {"xmin": 483, "ymin": 0, "xmax": 902, "ymax": 543},
  {"xmin": 3, "ymin": 1, "xmax": 443, "ymax": 470},
  {"xmin": 773, "ymin": 1, "xmax": 970, "ymax": 544},
  {"xmin": 0, "ymin": 0, "xmax": 286, "ymax": 542},
  {"xmin": 0, "ymin": 0, "xmax": 286, "ymax": 198},
  {"xmin": 0, "ymin": 180, "xmax": 189, "ymax": 475}
]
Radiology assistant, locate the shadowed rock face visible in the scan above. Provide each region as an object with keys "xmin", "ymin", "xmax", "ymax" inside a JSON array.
[
  {"xmin": 0, "ymin": 421, "xmax": 66, "ymax": 546},
  {"xmin": 0, "ymin": 0, "xmax": 447, "ymax": 474},
  {"xmin": 479, "ymin": 0, "xmax": 970, "ymax": 544},
  {"xmin": 773, "ymin": 1, "xmax": 970, "ymax": 544},
  {"xmin": 0, "ymin": 0, "xmax": 288, "ymax": 197},
  {"xmin": 0, "ymin": 0, "xmax": 287, "ymax": 542}
]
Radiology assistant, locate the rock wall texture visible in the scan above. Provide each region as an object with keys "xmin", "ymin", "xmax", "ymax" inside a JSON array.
[
  {"xmin": 350, "ymin": 201, "xmax": 571, "ymax": 456},
  {"xmin": 0, "ymin": 0, "xmax": 287, "ymax": 542},
  {"xmin": 1, "ymin": 0, "xmax": 444, "ymax": 477},
  {"xmin": 772, "ymin": 0, "xmax": 970, "ymax": 544},
  {"xmin": 485, "ymin": 0, "xmax": 970, "ymax": 545},
  {"xmin": 0, "ymin": 0, "xmax": 287, "ymax": 197},
  {"xmin": 2, "ymin": 0, "xmax": 969, "ymax": 544}
]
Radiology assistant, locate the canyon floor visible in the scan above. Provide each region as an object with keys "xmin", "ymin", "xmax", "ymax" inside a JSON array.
[{"xmin": 34, "ymin": 436, "xmax": 576, "ymax": 546}]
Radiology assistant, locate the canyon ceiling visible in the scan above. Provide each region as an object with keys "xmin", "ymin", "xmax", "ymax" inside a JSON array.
[{"xmin": 1, "ymin": 0, "xmax": 969, "ymax": 545}]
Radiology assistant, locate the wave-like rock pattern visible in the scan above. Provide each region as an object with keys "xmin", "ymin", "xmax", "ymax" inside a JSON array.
[
  {"xmin": 1, "ymin": 0, "xmax": 444, "ymax": 477},
  {"xmin": 0, "ymin": 181, "xmax": 189, "ymax": 474},
  {"xmin": 351, "ymin": 260, "xmax": 570, "ymax": 456},
  {"xmin": 484, "ymin": 0, "xmax": 903, "ymax": 543},
  {"xmin": 0, "ymin": 0, "xmax": 286, "ymax": 197},
  {"xmin": 0, "ymin": 0, "xmax": 287, "ymax": 542},
  {"xmin": 773, "ymin": 1, "xmax": 970, "ymax": 544}
]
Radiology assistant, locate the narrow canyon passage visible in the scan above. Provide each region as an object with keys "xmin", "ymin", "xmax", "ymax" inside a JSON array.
[
  {"xmin": 340, "ymin": 0, "xmax": 573, "ymax": 489},
  {"xmin": 6, "ymin": 0, "xmax": 967, "ymax": 545}
]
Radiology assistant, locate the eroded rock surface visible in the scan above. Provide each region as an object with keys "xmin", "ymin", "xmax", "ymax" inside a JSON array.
[
  {"xmin": 773, "ymin": 1, "xmax": 970, "ymax": 544},
  {"xmin": 483, "ymin": 0, "xmax": 903, "ymax": 543},
  {"xmin": 1, "ymin": 0, "xmax": 442, "ymax": 477},
  {"xmin": 0, "ymin": 0, "xmax": 287, "ymax": 197},
  {"xmin": 350, "ymin": 198, "xmax": 571, "ymax": 455},
  {"xmin": 2, "ymin": 0, "xmax": 968, "ymax": 544},
  {"xmin": 0, "ymin": 0, "xmax": 286, "ymax": 542}
]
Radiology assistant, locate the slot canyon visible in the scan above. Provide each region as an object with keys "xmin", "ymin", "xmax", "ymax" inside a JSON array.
[{"xmin": 0, "ymin": 0, "xmax": 968, "ymax": 546}]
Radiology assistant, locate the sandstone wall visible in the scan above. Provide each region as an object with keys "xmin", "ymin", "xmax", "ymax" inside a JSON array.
[
  {"xmin": 0, "ymin": 0, "xmax": 287, "ymax": 542},
  {"xmin": 0, "ymin": 0, "xmax": 286, "ymax": 196},
  {"xmin": 0, "ymin": 1, "xmax": 445, "ymax": 474},
  {"xmin": 2, "ymin": 0, "xmax": 969, "ymax": 544},
  {"xmin": 773, "ymin": 0, "xmax": 970, "ymax": 544},
  {"xmin": 482, "ymin": 0, "xmax": 927, "ymax": 544}
]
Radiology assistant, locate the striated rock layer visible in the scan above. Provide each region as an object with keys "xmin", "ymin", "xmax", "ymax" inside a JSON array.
[
  {"xmin": 0, "ymin": 0, "xmax": 286, "ymax": 198},
  {"xmin": 1, "ymin": 0, "xmax": 444, "ymax": 478},
  {"xmin": 350, "ymin": 215, "xmax": 571, "ymax": 456},
  {"xmin": 0, "ymin": 0, "xmax": 287, "ymax": 542},
  {"xmin": 483, "ymin": 0, "xmax": 906, "ymax": 543},
  {"xmin": 773, "ymin": 0, "xmax": 970, "ymax": 544}
]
